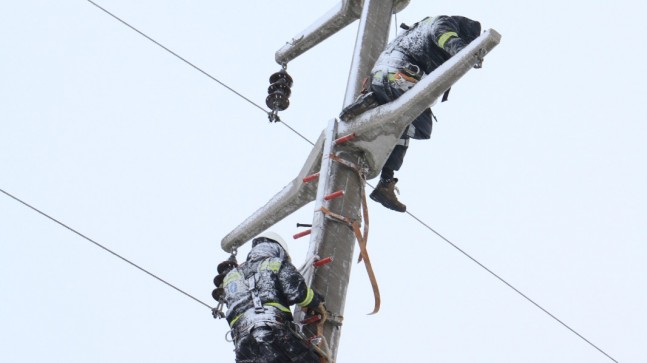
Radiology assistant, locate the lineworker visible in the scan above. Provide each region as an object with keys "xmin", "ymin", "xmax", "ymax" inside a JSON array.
[
  {"xmin": 369, "ymin": 15, "xmax": 482, "ymax": 212},
  {"xmin": 215, "ymin": 232, "xmax": 325, "ymax": 363}
]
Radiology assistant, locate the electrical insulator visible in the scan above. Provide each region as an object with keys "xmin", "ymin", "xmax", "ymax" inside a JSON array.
[
  {"xmin": 212, "ymin": 287, "xmax": 224, "ymax": 301},
  {"xmin": 217, "ymin": 254, "xmax": 238, "ymax": 275},
  {"xmin": 214, "ymin": 274, "xmax": 225, "ymax": 287},
  {"xmin": 266, "ymin": 68, "xmax": 293, "ymax": 122}
]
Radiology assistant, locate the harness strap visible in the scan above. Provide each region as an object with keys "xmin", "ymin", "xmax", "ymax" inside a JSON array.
[
  {"xmin": 247, "ymin": 275, "xmax": 265, "ymax": 313},
  {"xmin": 229, "ymin": 302, "xmax": 291, "ymax": 328}
]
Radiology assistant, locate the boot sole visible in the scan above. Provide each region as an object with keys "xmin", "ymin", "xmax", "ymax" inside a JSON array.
[{"xmin": 369, "ymin": 193, "xmax": 406, "ymax": 212}]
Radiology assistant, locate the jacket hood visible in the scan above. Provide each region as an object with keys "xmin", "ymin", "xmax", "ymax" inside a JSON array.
[
  {"xmin": 456, "ymin": 16, "xmax": 481, "ymax": 43},
  {"xmin": 247, "ymin": 241, "xmax": 289, "ymax": 263}
]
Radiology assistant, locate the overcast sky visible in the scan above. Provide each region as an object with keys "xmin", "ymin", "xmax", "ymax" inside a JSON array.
[{"xmin": 1, "ymin": 1, "xmax": 645, "ymax": 362}]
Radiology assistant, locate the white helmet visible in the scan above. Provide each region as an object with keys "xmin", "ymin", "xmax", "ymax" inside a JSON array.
[{"xmin": 255, "ymin": 231, "xmax": 290, "ymax": 255}]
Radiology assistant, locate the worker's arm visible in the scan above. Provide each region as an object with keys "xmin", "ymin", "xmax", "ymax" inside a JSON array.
[
  {"xmin": 278, "ymin": 262, "xmax": 322, "ymax": 309},
  {"xmin": 430, "ymin": 15, "xmax": 468, "ymax": 56}
]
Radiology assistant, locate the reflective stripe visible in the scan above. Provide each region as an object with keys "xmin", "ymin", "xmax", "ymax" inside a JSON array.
[
  {"xmin": 229, "ymin": 313, "xmax": 243, "ymax": 327},
  {"xmin": 259, "ymin": 260, "xmax": 281, "ymax": 272},
  {"xmin": 223, "ymin": 271, "xmax": 242, "ymax": 285},
  {"xmin": 297, "ymin": 288, "xmax": 315, "ymax": 307},
  {"xmin": 438, "ymin": 31, "xmax": 458, "ymax": 49},
  {"xmin": 264, "ymin": 302, "xmax": 291, "ymax": 313},
  {"xmin": 229, "ymin": 302, "xmax": 291, "ymax": 327},
  {"xmin": 397, "ymin": 138, "xmax": 409, "ymax": 147}
]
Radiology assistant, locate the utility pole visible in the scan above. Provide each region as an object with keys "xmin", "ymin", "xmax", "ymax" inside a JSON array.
[
  {"xmin": 221, "ymin": 1, "xmax": 501, "ymax": 361},
  {"xmin": 298, "ymin": 1, "xmax": 396, "ymax": 360}
]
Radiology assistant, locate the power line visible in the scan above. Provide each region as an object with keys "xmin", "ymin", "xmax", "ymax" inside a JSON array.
[
  {"xmin": 83, "ymin": 3, "xmax": 617, "ymax": 361},
  {"xmin": 86, "ymin": 0, "xmax": 302, "ymax": 139},
  {"xmin": 0, "ymin": 188, "xmax": 213, "ymax": 311},
  {"xmin": 405, "ymin": 211, "xmax": 618, "ymax": 363},
  {"xmin": 87, "ymin": 0, "xmax": 266, "ymax": 115}
]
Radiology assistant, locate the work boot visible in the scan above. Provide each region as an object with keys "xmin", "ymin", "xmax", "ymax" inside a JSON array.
[{"xmin": 370, "ymin": 178, "xmax": 406, "ymax": 212}]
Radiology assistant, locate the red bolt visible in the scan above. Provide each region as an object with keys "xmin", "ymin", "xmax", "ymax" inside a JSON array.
[
  {"xmin": 324, "ymin": 190, "xmax": 345, "ymax": 200},
  {"xmin": 303, "ymin": 173, "xmax": 320, "ymax": 183},
  {"xmin": 293, "ymin": 229, "xmax": 312, "ymax": 239},
  {"xmin": 313, "ymin": 256, "xmax": 333, "ymax": 267},
  {"xmin": 334, "ymin": 133, "xmax": 357, "ymax": 145}
]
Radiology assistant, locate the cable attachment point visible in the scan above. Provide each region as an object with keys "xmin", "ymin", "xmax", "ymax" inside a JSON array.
[
  {"xmin": 474, "ymin": 48, "xmax": 487, "ymax": 69},
  {"xmin": 266, "ymin": 66, "xmax": 293, "ymax": 122},
  {"xmin": 212, "ymin": 253, "xmax": 239, "ymax": 319}
]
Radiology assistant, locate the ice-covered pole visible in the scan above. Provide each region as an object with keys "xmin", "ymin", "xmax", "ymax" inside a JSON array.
[
  {"xmin": 299, "ymin": 0, "xmax": 397, "ymax": 360},
  {"xmin": 274, "ymin": 0, "xmax": 410, "ymax": 65}
]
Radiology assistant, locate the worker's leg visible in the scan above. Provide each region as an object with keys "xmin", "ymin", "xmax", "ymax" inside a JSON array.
[{"xmin": 371, "ymin": 136, "xmax": 408, "ymax": 212}]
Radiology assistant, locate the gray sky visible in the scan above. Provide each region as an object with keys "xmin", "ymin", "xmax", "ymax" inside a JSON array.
[{"xmin": 1, "ymin": 1, "xmax": 645, "ymax": 362}]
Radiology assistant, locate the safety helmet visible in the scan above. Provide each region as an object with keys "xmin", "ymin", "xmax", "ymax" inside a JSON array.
[{"xmin": 254, "ymin": 231, "xmax": 290, "ymax": 255}]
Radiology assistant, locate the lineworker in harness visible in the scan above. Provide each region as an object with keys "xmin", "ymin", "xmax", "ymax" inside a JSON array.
[
  {"xmin": 215, "ymin": 232, "xmax": 325, "ymax": 363},
  {"xmin": 368, "ymin": 15, "xmax": 482, "ymax": 212}
]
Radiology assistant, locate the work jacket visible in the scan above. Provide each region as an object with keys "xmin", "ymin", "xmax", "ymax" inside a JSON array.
[
  {"xmin": 372, "ymin": 15, "xmax": 482, "ymax": 76},
  {"xmin": 222, "ymin": 241, "xmax": 320, "ymax": 331}
]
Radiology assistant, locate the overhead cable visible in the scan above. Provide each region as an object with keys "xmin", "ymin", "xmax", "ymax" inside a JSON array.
[
  {"xmin": 86, "ymin": 0, "xmax": 306, "ymax": 141},
  {"xmin": 0, "ymin": 188, "xmax": 213, "ymax": 310},
  {"xmin": 84, "ymin": 3, "xmax": 617, "ymax": 362}
]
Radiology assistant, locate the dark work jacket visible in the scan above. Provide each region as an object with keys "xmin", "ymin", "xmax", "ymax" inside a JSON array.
[
  {"xmin": 222, "ymin": 241, "xmax": 320, "ymax": 330},
  {"xmin": 372, "ymin": 15, "xmax": 482, "ymax": 75}
]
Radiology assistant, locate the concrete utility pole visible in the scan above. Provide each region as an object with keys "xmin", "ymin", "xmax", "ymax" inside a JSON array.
[
  {"xmin": 299, "ymin": 1, "xmax": 396, "ymax": 360},
  {"xmin": 221, "ymin": 1, "xmax": 501, "ymax": 361}
]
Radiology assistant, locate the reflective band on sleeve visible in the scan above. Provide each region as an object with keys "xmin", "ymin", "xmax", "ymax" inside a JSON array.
[
  {"xmin": 265, "ymin": 302, "xmax": 291, "ymax": 313},
  {"xmin": 438, "ymin": 31, "xmax": 458, "ymax": 49},
  {"xmin": 297, "ymin": 288, "xmax": 315, "ymax": 307}
]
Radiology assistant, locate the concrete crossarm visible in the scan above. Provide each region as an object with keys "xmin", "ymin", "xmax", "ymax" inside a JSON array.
[
  {"xmin": 221, "ymin": 131, "xmax": 325, "ymax": 252},
  {"xmin": 275, "ymin": 0, "xmax": 410, "ymax": 65},
  {"xmin": 221, "ymin": 29, "xmax": 501, "ymax": 252},
  {"xmin": 337, "ymin": 28, "xmax": 502, "ymax": 179}
]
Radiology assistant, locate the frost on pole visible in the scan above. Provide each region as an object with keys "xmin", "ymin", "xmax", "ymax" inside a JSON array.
[
  {"xmin": 338, "ymin": 29, "xmax": 502, "ymax": 178},
  {"xmin": 221, "ymin": 132, "xmax": 325, "ymax": 252},
  {"xmin": 222, "ymin": 28, "xmax": 501, "ymax": 252},
  {"xmin": 275, "ymin": 0, "xmax": 410, "ymax": 65}
]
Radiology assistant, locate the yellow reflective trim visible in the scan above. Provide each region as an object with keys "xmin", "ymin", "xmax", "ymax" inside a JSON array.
[
  {"xmin": 259, "ymin": 260, "xmax": 282, "ymax": 272},
  {"xmin": 223, "ymin": 271, "xmax": 242, "ymax": 285},
  {"xmin": 229, "ymin": 313, "xmax": 242, "ymax": 327},
  {"xmin": 265, "ymin": 302, "xmax": 291, "ymax": 313},
  {"xmin": 297, "ymin": 288, "xmax": 314, "ymax": 307},
  {"xmin": 438, "ymin": 31, "xmax": 458, "ymax": 49}
]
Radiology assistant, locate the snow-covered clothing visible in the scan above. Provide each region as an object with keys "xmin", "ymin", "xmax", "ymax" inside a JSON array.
[
  {"xmin": 222, "ymin": 238, "xmax": 321, "ymax": 363},
  {"xmin": 370, "ymin": 15, "xmax": 481, "ymax": 180}
]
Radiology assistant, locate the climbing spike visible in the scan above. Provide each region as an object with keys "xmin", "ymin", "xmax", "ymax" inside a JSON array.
[
  {"xmin": 303, "ymin": 173, "xmax": 320, "ymax": 183},
  {"xmin": 324, "ymin": 190, "xmax": 345, "ymax": 201},
  {"xmin": 313, "ymin": 256, "xmax": 334, "ymax": 267},
  {"xmin": 334, "ymin": 133, "xmax": 357, "ymax": 145},
  {"xmin": 293, "ymin": 229, "xmax": 312, "ymax": 239}
]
